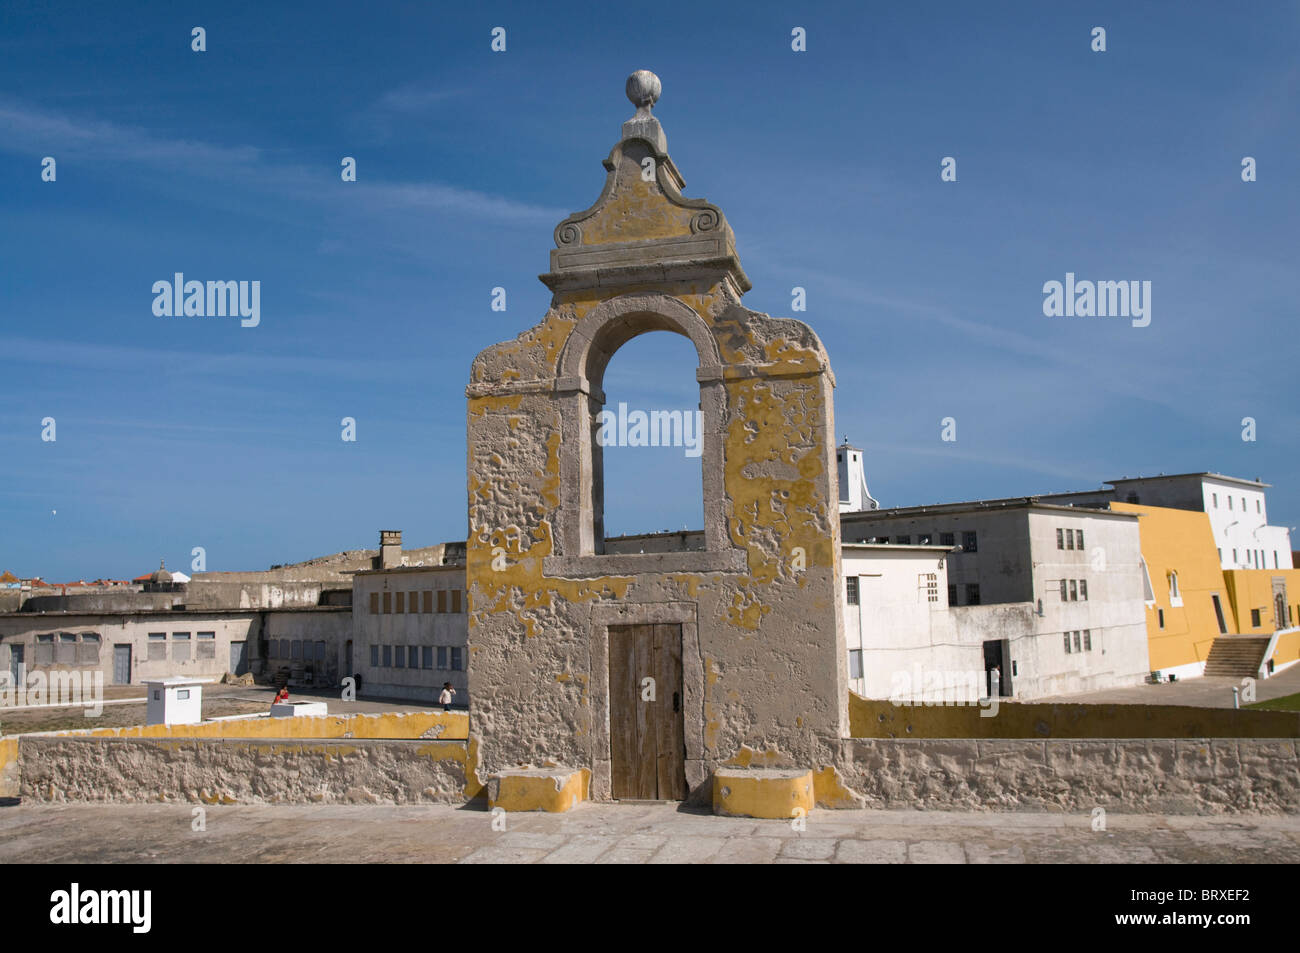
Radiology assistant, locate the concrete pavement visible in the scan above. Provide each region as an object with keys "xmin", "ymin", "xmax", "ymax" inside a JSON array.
[{"xmin": 1, "ymin": 801, "xmax": 1296, "ymax": 864}]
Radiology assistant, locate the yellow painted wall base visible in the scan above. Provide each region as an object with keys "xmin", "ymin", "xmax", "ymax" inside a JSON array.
[
  {"xmin": 713, "ymin": 768, "xmax": 813, "ymax": 819},
  {"xmin": 488, "ymin": 767, "xmax": 589, "ymax": 812}
]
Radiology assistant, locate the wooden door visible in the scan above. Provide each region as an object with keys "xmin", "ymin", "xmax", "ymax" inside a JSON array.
[{"xmin": 609, "ymin": 623, "xmax": 686, "ymax": 799}]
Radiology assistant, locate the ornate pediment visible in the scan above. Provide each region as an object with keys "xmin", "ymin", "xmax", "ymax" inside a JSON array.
[{"xmin": 541, "ymin": 71, "xmax": 751, "ymax": 295}]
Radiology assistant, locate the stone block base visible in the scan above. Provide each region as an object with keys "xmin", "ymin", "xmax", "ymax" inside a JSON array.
[
  {"xmin": 487, "ymin": 767, "xmax": 589, "ymax": 812},
  {"xmin": 713, "ymin": 768, "xmax": 814, "ymax": 818}
]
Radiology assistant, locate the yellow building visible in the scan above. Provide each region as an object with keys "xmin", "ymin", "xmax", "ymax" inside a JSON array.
[
  {"xmin": 1110, "ymin": 502, "xmax": 1300, "ymax": 677},
  {"xmin": 1223, "ymin": 568, "xmax": 1300, "ymax": 668}
]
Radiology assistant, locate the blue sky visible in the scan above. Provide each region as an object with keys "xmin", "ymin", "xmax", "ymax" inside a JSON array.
[{"xmin": 2, "ymin": 1, "xmax": 1297, "ymax": 581}]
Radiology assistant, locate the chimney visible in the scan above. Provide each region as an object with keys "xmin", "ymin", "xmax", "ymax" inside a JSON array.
[{"xmin": 380, "ymin": 530, "xmax": 402, "ymax": 570}]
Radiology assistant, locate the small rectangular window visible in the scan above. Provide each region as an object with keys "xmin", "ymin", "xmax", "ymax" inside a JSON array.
[
  {"xmin": 895, "ymin": 535, "xmax": 910, "ymax": 545},
  {"xmin": 1060, "ymin": 580, "xmax": 1068, "ymax": 601},
  {"xmin": 315, "ymin": 641, "xmax": 326, "ymax": 661},
  {"xmin": 395, "ymin": 591, "xmax": 405, "ymax": 614},
  {"xmin": 370, "ymin": 644, "xmax": 379, "ymax": 666},
  {"xmin": 846, "ymin": 577, "xmax": 859, "ymax": 605},
  {"xmin": 382, "ymin": 591, "xmax": 392, "ymax": 613},
  {"xmin": 197, "ymin": 631, "xmax": 216, "ymax": 660},
  {"xmin": 1077, "ymin": 530, "xmax": 1084, "ymax": 550},
  {"xmin": 395, "ymin": 645, "xmax": 405, "ymax": 668},
  {"xmin": 1063, "ymin": 633, "xmax": 1071, "ymax": 654},
  {"xmin": 382, "ymin": 645, "xmax": 392, "ymax": 667},
  {"xmin": 148, "ymin": 633, "xmax": 167, "ymax": 661},
  {"xmin": 370, "ymin": 592, "xmax": 379, "ymax": 614},
  {"xmin": 963, "ymin": 531, "xmax": 977, "ymax": 553},
  {"xmin": 918, "ymin": 532, "xmax": 932, "ymax": 545},
  {"xmin": 422, "ymin": 646, "xmax": 433, "ymax": 669},
  {"xmin": 939, "ymin": 532, "xmax": 955, "ymax": 547},
  {"xmin": 848, "ymin": 649, "xmax": 863, "ymax": 679},
  {"xmin": 1079, "ymin": 579, "xmax": 1088, "ymax": 601},
  {"xmin": 965, "ymin": 584, "xmax": 981, "ymax": 605},
  {"xmin": 451, "ymin": 590, "xmax": 462, "ymax": 613},
  {"xmin": 409, "ymin": 646, "xmax": 419, "ymax": 669},
  {"xmin": 1212, "ymin": 492, "xmax": 1218, "ymax": 507},
  {"xmin": 437, "ymin": 590, "xmax": 447, "ymax": 613},
  {"xmin": 437, "ymin": 646, "xmax": 448, "ymax": 669},
  {"xmin": 1251, "ymin": 608, "xmax": 1261, "ymax": 627},
  {"xmin": 423, "ymin": 590, "xmax": 432, "ymax": 613},
  {"xmin": 173, "ymin": 632, "xmax": 192, "ymax": 662},
  {"xmin": 1069, "ymin": 580, "xmax": 1078, "ymax": 601},
  {"xmin": 1073, "ymin": 631, "xmax": 1081, "ymax": 652},
  {"xmin": 1056, "ymin": 528, "xmax": 1064, "ymax": 549},
  {"xmin": 1066, "ymin": 529, "xmax": 1075, "ymax": 550},
  {"xmin": 1083, "ymin": 630, "xmax": 1092, "ymax": 651},
  {"xmin": 1228, "ymin": 497, "xmax": 1234, "ymax": 511},
  {"xmin": 451, "ymin": 647, "xmax": 463, "ymax": 671},
  {"xmin": 1158, "ymin": 608, "xmax": 1165, "ymax": 629}
]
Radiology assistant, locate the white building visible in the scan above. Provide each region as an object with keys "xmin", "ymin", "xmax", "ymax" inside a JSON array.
[
  {"xmin": 840, "ymin": 498, "xmax": 1151, "ymax": 699},
  {"xmin": 1040, "ymin": 473, "xmax": 1294, "ymax": 572}
]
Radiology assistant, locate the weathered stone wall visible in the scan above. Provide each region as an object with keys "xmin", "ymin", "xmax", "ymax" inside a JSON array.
[
  {"xmin": 838, "ymin": 738, "xmax": 1300, "ymax": 814},
  {"xmin": 18, "ymin": 737, "xmax": 476, "ymax": 804}
]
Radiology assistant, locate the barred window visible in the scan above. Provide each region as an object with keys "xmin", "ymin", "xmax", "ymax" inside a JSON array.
[
  {"xmin": 173, "ymin": 632, "xmax": 191, "ymax": 662},
  {"xmin": 197, "ymin": 631, "xmax": 216, "ymax": 660},
  {"xmin": 148, "ymin": 633, "xmax": 167, "ymax": 661},
  {"xmin": 846, "ymin": 577, "xmax": 859, "ymax": 605}
]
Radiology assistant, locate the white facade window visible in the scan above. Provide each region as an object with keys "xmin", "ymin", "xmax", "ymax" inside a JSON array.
[
  {"xmin": 1139, "ymin": 558, "xmax": 1155, "ymax": 605},
  {"xmin": 846, "ymin": 577, "xmax": 859, "ymax": 605},
  {"xmin": 1168, "ymin": 571, "xmax": 1182, "ymax": 607},
  {"xmin": 173, "ymin": 632, "xmax": 191, "ymax": 662},
  {"xmin": 848, "ymin": 649, "xmax": 863, "ymax": 679}
]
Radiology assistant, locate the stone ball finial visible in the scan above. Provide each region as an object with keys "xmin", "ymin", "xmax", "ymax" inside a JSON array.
[{"xmin": 626, "ymin": 70, "xmax": 661, "ymax": 111}]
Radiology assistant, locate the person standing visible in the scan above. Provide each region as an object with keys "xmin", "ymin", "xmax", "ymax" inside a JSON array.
[{"xmin": 438, "ymin": 681, "xmax": 456, "ymax": 713}]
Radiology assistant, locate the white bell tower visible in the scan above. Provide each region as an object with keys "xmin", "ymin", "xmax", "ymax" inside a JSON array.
[{"xmin": 836, "ymin": 437, "xmax": 879, "ymax": 513}]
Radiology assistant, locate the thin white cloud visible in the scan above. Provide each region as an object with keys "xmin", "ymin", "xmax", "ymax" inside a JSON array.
[{"xmin": 0, "ymin": 98, "xmax": 561, "ymax": 225}]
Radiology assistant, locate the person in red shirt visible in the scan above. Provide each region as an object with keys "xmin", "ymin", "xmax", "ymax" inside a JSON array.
[{"xmin": 272, "ymin": 686, "xmax": 289, "ymax": 706}]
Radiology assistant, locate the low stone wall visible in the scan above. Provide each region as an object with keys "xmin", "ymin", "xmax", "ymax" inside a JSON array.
[
  {"xmin": 849, "ymin": 692, "xmax": 1300, "ymax": 738},
  {"xmin": 838, "ymin": 738, "xmax": 1300, "ymax": 814},
  {"xmin": 19, "ymin": 737, "xmax": 479, "ymax": 805}
]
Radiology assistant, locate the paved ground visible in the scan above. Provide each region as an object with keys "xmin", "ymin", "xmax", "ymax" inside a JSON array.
[
  {"xmin": 1037, "ymin": 663, "xmax": 1300, "ymax": 708},
  {"xmin": 1, "ymin": 801, "xmax": 1296, "ymax": 864}
]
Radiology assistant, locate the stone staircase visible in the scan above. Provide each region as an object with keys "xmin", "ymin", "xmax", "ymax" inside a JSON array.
[{"xmin": 1202, "ymin": 635, "xmax": 1272, "ymax": 678}]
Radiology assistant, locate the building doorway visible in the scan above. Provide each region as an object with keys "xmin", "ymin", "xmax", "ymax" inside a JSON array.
[
  {"xmin": 982, "ymin": 639, "xmax": 1012, "ymax": 697},
  {"xmin": 9, "ymin": 643, "xmax": 23, "ymax": 684},
  {"xmin": 113, "ymin": 644, "xmax": 132, "ymax": 685},
  {"xmin": 608, "ymin": 623, "xmax": 687, "ymax": 799},
  {"xmin": 229, "ymin": 640, "xmax": 249, "ymax": 676}
]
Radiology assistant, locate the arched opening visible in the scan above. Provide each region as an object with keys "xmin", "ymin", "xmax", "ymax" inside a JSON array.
[{"xmin": 592, "ymin": 330, "xmax": 704, "ymax": 551}]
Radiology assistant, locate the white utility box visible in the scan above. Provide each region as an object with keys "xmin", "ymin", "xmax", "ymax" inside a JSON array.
[
  {"xmin": 270, "ymin": 700, "xmax": 328, "ymax": 718},
  {"xmin": 145, "ymin": 677, "xmax": 204, "ymax": 726}
]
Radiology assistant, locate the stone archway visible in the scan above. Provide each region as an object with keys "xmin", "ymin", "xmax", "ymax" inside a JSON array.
[{"xmin": 466, "ymin": 71, "xmax": 847, "ymax": 802}]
